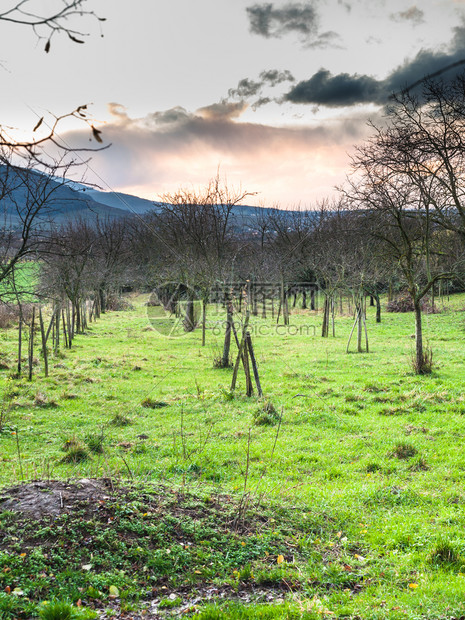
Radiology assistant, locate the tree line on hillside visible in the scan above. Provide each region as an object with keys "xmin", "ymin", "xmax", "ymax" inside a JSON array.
[{"xmin": 2, "ymin": 73, "xmax": 465, "ymax": 375}]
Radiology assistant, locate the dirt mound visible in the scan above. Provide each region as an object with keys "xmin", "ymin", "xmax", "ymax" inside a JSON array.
[{"xmin": 0, "ymin": 478, "xmax": 114, "ymax": 519}]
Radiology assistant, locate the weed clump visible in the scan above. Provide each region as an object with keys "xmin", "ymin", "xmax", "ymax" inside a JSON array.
[
  {"xmin": 38, "ymin": 599, "xmax": 93, "ymax": 619},
  {"xmin": 141, "ymin": 398, "xmax": 169, "ymax": 409},
  {"xmin": 158, "ymin": 597, "xmax": 182, "ymax": 610},
  {"xmin": 111, "ymin": 413, "xmax": 132, "ymax": 426},
  {"xmin": 85, "ymin": 431, "xmax": 105, "ymax": 454},
  {"xmin": 391, "ymin": 442, "xmax": 417, "ymax": 460},
  {"xmin": 428, "ymin": 538, "xmax": 465, "ymax": 570},
  {"xmin": 62, "ymin": 437, "xmax": 80, "ymax": 452},
  {"xmin": 253, "ymin": 401, "xmax": 281, "ymax": 426},
  {"xmin": 410, "ymin": 344, "xmax": 434, "ymax": 375},
  {"xmin": 34, "ymin": 392, "xmax": 58, "ymax": 408},
  {"xmin": 408, "ymin": 455, "xmax": 429, "ymax": 471},
  {"xmin": 213, "ymin": 354, "xmax": 233, "ymax": 369},
  {"xmin": 60, "ymin": 445, "xmax": 89, "ymax": 463}
]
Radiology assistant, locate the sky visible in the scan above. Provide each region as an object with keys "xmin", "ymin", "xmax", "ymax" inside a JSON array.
[{"xmin": 2, "ymin": 0, "xmax": 465, "ymax": 207}]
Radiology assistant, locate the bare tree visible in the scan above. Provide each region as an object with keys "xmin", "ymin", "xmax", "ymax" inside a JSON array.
[
  {"xmin": 156, "ymin": 175, "xmax": 254, "ymax": 342},
  {"xmin": 0, "ymin": 151, "xmax": 77, "ymax": 291},
  {"xmin": 346, "ymin": 133, "xmax": 455, "ymax": 372},
  {"xmin": 0, "ymin": 0, "xmax": 107, "ymax": 164}
]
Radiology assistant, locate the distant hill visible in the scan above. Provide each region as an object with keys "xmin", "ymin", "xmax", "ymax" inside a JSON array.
[
  {"xmin": 79, "ymin": 188, "xmax": 156, "ymax": 215},
  {"xmin": 0, "ymin": 165, "xmax": 128, "ymax": 228},
  {"xmin": 0, "ymin": 165, "xmax": 297, "ymax": 231}
]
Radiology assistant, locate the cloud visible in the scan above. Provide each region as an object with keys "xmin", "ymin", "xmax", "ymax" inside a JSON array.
[
  {"xmin": 286, "ymin": 69, "xmax": 381, "ymax": 106},
  {"xmin": 197, "ymin": 101, "xmax": 248, "ymax": 121},
  {"xmin": 285, "ymin": 24, "xmax": 465, "ymax": 107},
  {"xmin": 64, "ymin": 102, "xmax": 373, "ymax": 205},
  {"xmin": 246, "ymin": 2, "xmax": 340, "ymax": 47},
  {"xmin": 390, "ymin": 6, "xmax": 425, "ymax": 26},
  {"xmin": 228, "ymin": 69, "xmax": 295, "ymax": 107}
]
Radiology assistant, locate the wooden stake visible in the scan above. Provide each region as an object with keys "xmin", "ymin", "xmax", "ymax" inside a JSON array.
[
  {"xmin": 246, "ymin": 331, "xmax": 263, "ymax": 397},
  {"xmin": 28, "ymin": 307, "xmax": 35, "ymax": 381},
  {"xmin": 38, "ymin": 307, "xmax": 48, "ymax": 377},
  {"xmin": 231, "ymin": 312, "xmax": 250, "ymax": 392},
  {"xmin": 62, "ymin": 308, "xmax": 69, "ymax": 349},
  {"xmin": 17, "ymin": 318, "xmax": 22, "ymax": 376}
]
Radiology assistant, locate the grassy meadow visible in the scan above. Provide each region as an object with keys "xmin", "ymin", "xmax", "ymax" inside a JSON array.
[{"xmin": 1, "ymin": 293, "xmax": 465, "ymax": 618}]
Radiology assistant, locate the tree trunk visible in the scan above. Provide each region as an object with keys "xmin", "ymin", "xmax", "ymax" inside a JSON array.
[
  {"xmin": 201, "ymin": 299, "xmax": 206, "ymax": 346},
  {"xmin": 302, "ymin": 290, "xmax": 307, "ymax": 309},
  {"xmin": 369, "ymin": 295, "xmax": 374, "ymax": 307},
  {"xmin": 252, "ymin": 285, "xmax": 258, "ymax": 316},
  {"xmin": 321, "ymin": 296, "xmax": 329, "ymax": 338},
  {"xmin": 357, "ymin": 304, "xmax": 363, "ymax": 353},
  {"xmin": 414, "ymin": 302, "xmax": 424, "ymax": 374},
  {"xmin": 222, "ymin": 301, "xmax": 232, "ymax": 367},
  {"xmin": 375, "ymin": 294, "xmax": 381, "ymax": 323},
  {"xmin": 262, "ymin": 293, "xmax": 267, "ymax": 318},
  {"xmin": 310, "ymin": 288, "xmax": 316, "ymax": 311},
  {"xmin": 331, "ymin": 299, "xmax": 335, "ymax": 337},
  {"xmin": 284, "ymin": 290, "xmax": 290, "ymax": 326},
  {"xmin": 184, "ymin": 293, "xmax": 195, "ymax": 332},
  {"xmin": 99, "ymin": 288, "xmax": 106, "ymax": 314}
]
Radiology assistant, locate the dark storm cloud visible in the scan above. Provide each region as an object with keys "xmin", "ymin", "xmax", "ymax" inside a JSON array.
[
  {"xmin": 390, "ymin": 6, "xmax": 425, "ymax": 26},
  {"xmin": 246, "ymin": 2, "xmax": 340, "ymax": 47},
  {"xmin": 286, "ymin": 69, "xmax": 381, "ymax": 106},
  {"xmin": 285, "ymin": 24, "xmax": 465, "ymax": 107}
]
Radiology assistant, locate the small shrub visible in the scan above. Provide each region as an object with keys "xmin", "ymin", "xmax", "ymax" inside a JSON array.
[
  {"xmin": 253, "ymin": 401, "xmax": 281, "ymax": 426},
  {"xmin": 60, "ymin": 445, "xmax": 89, "ymax": 463},
  {"xmin": 0, "ymin": 303, "xmax": 33, "ymax": 329},
  {"xmin": 387, "ymin": 293, "xmax": 431, "ymax": 313},
  {"xmin": 111, "ymin": 413, "xmax": 132, "ymax": 426},
  {"xmin": 141, "ymin": 398, "xmax": 168, "ymax": 409},
  {"xmin": 391, "ymin": 442, "xmax": 417, "ymax": 460},
  {"xmin": 105, "ymin": 294, "xmax": 134, "ymax": 311}
]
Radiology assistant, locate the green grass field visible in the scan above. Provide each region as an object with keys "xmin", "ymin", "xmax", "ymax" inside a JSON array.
[{"xmin": 1, "ymin": 294, "xmax": 465, "ymax": 619}]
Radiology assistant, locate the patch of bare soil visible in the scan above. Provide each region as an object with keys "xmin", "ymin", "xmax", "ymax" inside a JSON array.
[
  {"xmin": 100, "ymin": 584, "xmax": 292, "ymax": 619},
  {"xmin": 0, "ymin": 478, "xmax": 115, "ymax": 519}
]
